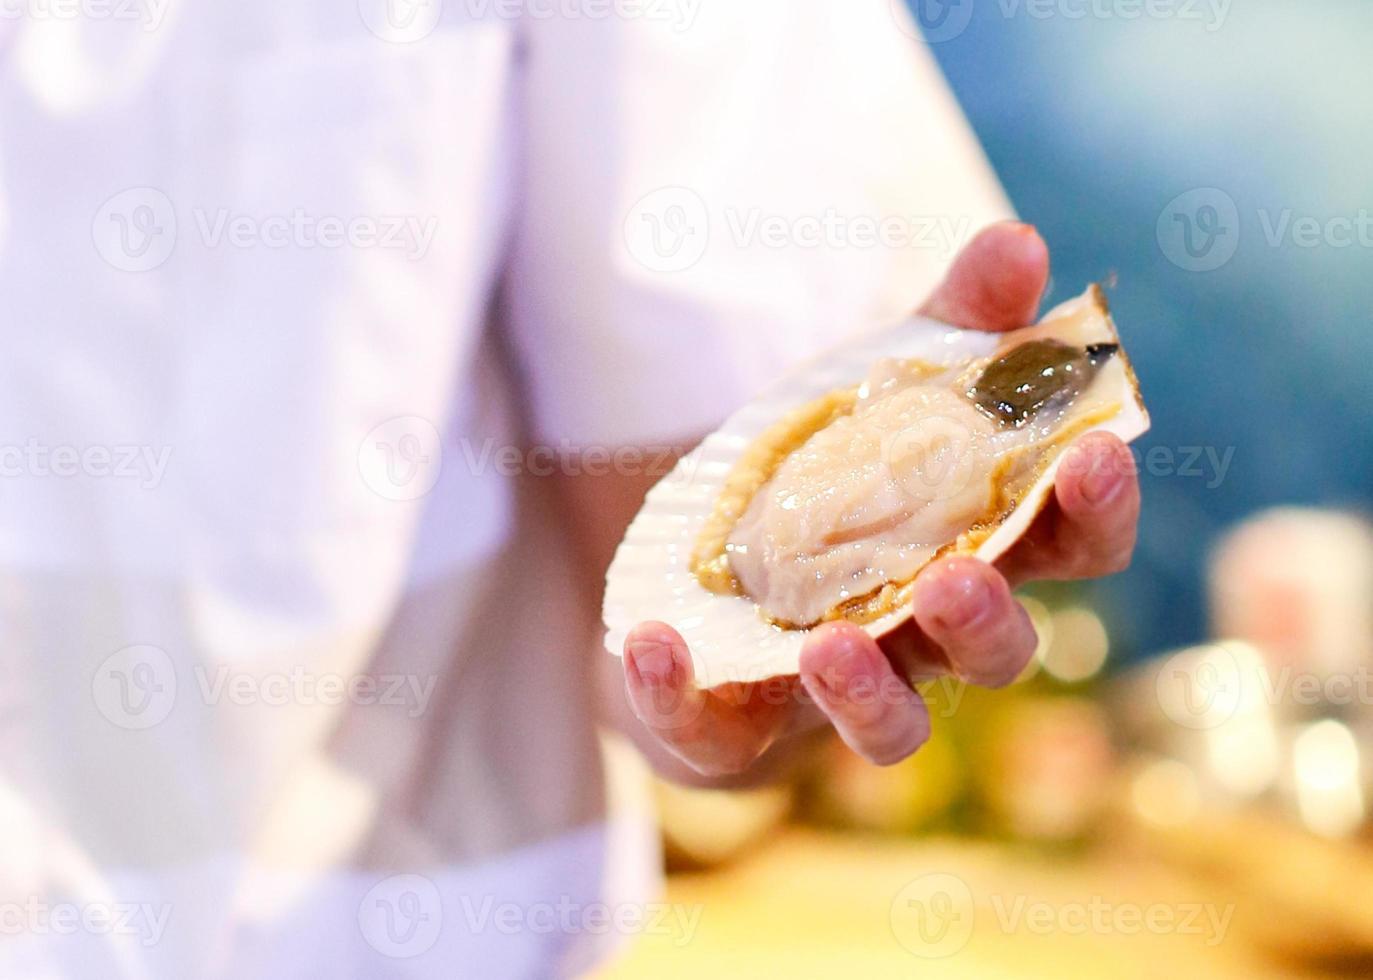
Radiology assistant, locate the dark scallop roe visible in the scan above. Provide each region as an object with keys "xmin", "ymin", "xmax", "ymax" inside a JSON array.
[{"xmin": 967, "ymin": 339, "xmax": 1118, "ymax": 428}]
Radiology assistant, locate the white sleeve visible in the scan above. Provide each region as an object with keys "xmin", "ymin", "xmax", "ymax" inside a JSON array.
[{"xmin": 504, "ymin": 0, "xmax": 1013, "ymax": 448}]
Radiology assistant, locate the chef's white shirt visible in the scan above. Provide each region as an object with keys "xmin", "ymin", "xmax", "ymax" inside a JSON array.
[{"xmin": 0, "ymin": 1, "xmax": 1009, "ymax": 976}]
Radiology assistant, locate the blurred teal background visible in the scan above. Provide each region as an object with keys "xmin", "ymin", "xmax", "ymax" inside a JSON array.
[{"xmin": 909, "ymin": 0, "xmax": 1373, "ymax": 658}]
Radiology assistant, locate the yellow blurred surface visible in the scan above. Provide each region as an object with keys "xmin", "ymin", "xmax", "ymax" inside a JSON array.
[{"xmin": 596, "ymin": 829, "xmax": 1320, "ymax": 979}]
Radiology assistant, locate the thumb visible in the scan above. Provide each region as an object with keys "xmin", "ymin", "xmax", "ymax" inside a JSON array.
[{"xmin": 919, "ymin": 221, "xmax": 1051, "ymax": 332}]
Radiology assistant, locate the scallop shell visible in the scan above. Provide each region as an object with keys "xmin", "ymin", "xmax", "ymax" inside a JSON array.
[{"xmin": 602, "ymin": 286, "xmax": 1150, "ymax": 687}]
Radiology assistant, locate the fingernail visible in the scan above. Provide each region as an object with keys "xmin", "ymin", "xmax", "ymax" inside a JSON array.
[
  {"xmin": 1079, "ymin": 451, "xmax": 1125, "ymax": 507},
  {"xmin": 627, "ymin": 640, "xmax": 677, "ymax": 688},
  {"xmin": 933, "ymin": 572, "xmax": 993, "ymax": 632}
]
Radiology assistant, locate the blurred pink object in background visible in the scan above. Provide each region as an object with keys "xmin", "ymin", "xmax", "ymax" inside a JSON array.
[{"xmin": 1209, "ymin": 508, "xmax": 1373, "ymax": 678}]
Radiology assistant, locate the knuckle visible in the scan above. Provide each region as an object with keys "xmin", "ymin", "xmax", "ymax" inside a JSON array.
[
  {"xmin": 638, "ymin": 699, "xmax": 709, "ymax": 739},
  {"xmin": 858, "ymin": 725, "xmax": 927, "ymax": 766},
  {"xmin": 630, "ymin": 674, "xmax": 700, "ymax": 720},
  {"xmin": 865, "ymin": 747, "xmax": 908, "ymax": 767},
  {"xmin": 686, "ymin": 743, "xmax": 763, "ymax": 779},
  {"xmin": 962, "ymin": 664, "xmax": 1015, "ymax": 689},
  {"xmin": 959, "ymin": 621, "xmax": 1037, "ymax": 689},
  {"xmin": 1102, "ymin": 550, "xmax": 1133, "ymax": 575},
  {"xmin": 1089, "ymin": 539, "xmax": 1136, "ymax": 577}
]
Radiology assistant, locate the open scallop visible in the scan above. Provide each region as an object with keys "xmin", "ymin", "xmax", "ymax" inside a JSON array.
[{"xmin": 603, "ymin": 286, "xmax": 1149, "ymax": 687}]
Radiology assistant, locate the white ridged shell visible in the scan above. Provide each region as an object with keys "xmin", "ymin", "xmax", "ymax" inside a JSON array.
[{"xmin": 602, "ymin": 287, "xmax": 1150, "ymax": 687}]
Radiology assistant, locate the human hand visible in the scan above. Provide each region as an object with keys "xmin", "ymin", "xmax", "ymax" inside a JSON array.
[{"xmin": 622, "ymin": 222, "xmax": 1141, "ymax": 776}]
